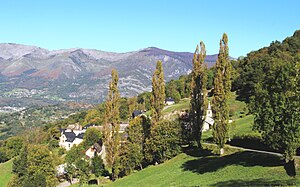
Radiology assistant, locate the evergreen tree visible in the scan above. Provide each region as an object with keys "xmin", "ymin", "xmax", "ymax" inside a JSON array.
[
  {"xmin": 103, "ymin": 69, "xmax": 121, "ymax": 180},
  {"xmin": 212, "ymin": 33, "xmax": 231, "ymax": 155},
  {"xmin": 150, "ymin": 60, "xmax": 166, "ymax": 126},
  {"xmin": 190, "ymin": 41, "xmax": 207, "ymax": 149}
]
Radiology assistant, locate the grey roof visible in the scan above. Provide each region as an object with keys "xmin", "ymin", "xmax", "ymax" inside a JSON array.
[
  {"xmin": 63, "ymin": 131, "xmax": 84, "ymax": 142},
  {"xmin": 93, "ymin": 142, "xmax": 102, "ymax": 153},
  {"xmin": 76, "ymin": 133, "xmax": 84, "ymax": 139},
  {"xmin": 64, "ymin": 131, "xmax": 76, "ymax": 142},
  {"xmin": 165, "ymin": 97, "xmax": 175, "ymax": 102},
  {"xmin": 59, "ymin": 128, "xmax": 65, "ymax": 133},
  {"xmin": 132, "ymin": 110, "xmax": 143, "ymax": 118}
]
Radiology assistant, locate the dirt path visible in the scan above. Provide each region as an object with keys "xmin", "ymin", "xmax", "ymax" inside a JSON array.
[{"xmin": 203, "ymin": 142, "xmax": 300, "ymax": 159}]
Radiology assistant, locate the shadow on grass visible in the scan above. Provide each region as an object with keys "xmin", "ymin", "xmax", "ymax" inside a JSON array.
[
  {"xmin": 182, "ymin": 146, "xmax": 216, "ymax": 157},
  {"xmin": 211, "ymin": 178, "xmax": 297, "ymax": 187},
  {"xmin": 182, "ymin": 151, "xmax": 283, "ymax": 174}
]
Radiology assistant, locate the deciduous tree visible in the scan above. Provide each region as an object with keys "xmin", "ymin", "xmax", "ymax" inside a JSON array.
[
  {"xmin": 150, "ymin": 60, "xmax": 165, "ymax": 126},
  {"xmin": 190, "ymin": 41, "xmax": 207, "ymax": 149},
  {"xmin": 212, "ymin": 33, "xmax": 231, "ymax": 155},
  {"xmin": 103, "ymin": 69, "xmax": 121, "ymax": 180}
]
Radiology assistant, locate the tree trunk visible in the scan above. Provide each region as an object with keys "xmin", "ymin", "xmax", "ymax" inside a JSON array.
[{"xmin": 284, "ymin": 159, "xmax": 296, "ymax": 177}]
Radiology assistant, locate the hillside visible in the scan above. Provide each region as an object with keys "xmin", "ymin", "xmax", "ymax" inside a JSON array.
[
  {"xmin": 0, "ymin": 159, "xmax": 13, "ymax": 187},
  {"xmin": 106, "ymin": 145, "xmax": 299, "ymax": 187},
  {"xmin": 0, "ymin": 44, "xmax": 229, "ymax": 105}
]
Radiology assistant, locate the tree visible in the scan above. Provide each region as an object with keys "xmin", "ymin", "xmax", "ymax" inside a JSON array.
[
  {"xmin": 0, "ymin": 147, "xmax": 8, "ymax": 163},
  {"xmin": 144, "ymin": 120, "xmax": 181, "ymax": 164},
  {"xmin": 103, "ymin": 69, "xmax": 121, "ymax": 180},
  {"xmin": 91, "ymin": 152, "xmax": 105, "ymax": 178},
  {"xmin": 251, "ymin": 57, "xmax": 300, "ymax": 175},
  {"xmin": 212, "ymin": 33, "xmax": 231, "ymax": 155},
  {"xmin": 127, "ymin": 96, "xmax": 138, "ymax": 116},
  {"xmin": 150, "ymin": 60, "xmax": 166, "ymax": 126},
  {"xmin": 11, "ymin": 145, "xmax": 28, "ymax": 186},
  {"xmin": 27, "ymin": 145, "xmax": 58, "ymax": 187},
  {"xmin": 65, "ymin": 145, "xmax": 85, "ymax": 184},
  {"xmin": 76, "ymin": 158, "xmax": 91, "ymax": 185},
  {"xmin": 119, "ymin": 97, "xmax": 129, "ymax": 121},
  {"xmin": 12, "ymin": 144, "xmax": 58, "ymax": 187},
  {"xmin": 190, "ymin": 41, "xmax": 207, "ymax": 149},
  {"xmin": 137, "ymin": 92, "xmax": 151, "ymax": 111},
  {"xmin": 119, "ymin": 116, "xmax": 145, "ymax": 176},
  {"xmin": 5, "ymin": 136, "xmax": 24, "ymax": 159},
  {"xmin": 47, "ymin": 127, "xmax": 60, "ymax": 141},
  {"xmin": 83, "ymin": 127, "xmax": 102, "ymax": 147},
  {"xmin": 83, "ymin": 109, "xmax": 102, "ymax": 126},
  {"xmin": 166, "ymin": 80, "xmax": 181, "ymax": 103}
]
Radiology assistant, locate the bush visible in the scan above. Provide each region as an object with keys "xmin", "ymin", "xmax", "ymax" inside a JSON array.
[
  {"xmin": 228, "ymin": 133, "xmax": 278, "ymax": 152},
  {"xmin": 144, "ymin": 120, "xmax": 182, "ymax": 164}
]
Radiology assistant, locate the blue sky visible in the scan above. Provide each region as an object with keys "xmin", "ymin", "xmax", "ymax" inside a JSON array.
[{"xmin": 0, "ymin": 0, "xmax": 299, "ymax": 57}]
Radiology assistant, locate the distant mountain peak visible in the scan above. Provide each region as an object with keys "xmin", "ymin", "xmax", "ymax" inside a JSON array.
[{"xmin": 0, "ymin": 43, "xmax": 225, "ymax": 104}]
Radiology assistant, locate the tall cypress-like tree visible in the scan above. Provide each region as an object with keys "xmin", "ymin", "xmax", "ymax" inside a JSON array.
[
  {"xmin": 190, "ymin": 41, "xmax": 207, "ymax": 149},
  {"xmin": 150, "ymin": 60, "xmax": 165, "ymax": 126},
  {"xmin": 103, "ymin": 69, "xmax": 121, "ymax": 180},
  {"xmin": 212, "ymin": 33, "xmax": 231, "ymax": 155}
]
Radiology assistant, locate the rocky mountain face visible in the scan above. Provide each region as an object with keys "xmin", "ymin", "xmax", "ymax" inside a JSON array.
[{"xmin": 0, "ymin": 43, "xmax": 220, "ymax": 104}]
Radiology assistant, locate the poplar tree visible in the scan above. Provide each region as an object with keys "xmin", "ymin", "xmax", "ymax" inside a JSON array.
[
  {"xmin": 103, "ymin": 69, "xmax": 121, "ymax": 180},
  {"xmin": 212, "ymin": 33, "xmax": 231, "ymax": 155},
  {"xmin": 190, "ymin": 41, "xmax": 207, "ymax": 149},
  {"xmin": 150, "ymin": 60, "xmax": 165, "ymax": 126}
]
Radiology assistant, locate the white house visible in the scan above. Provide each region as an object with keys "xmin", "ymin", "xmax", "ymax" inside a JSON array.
[
  {"xmin": 85, "ymin": 141, "xmax": 104, "ymax": 159},
  {"xmin": 202, "ymin": 102, "xmax": 214, "ymax": 132},
  {"xmin": 59, "ymin": 128, "xmax": 86, "ymax": 151},
  {"xmin": 165, "ymin": 97, "xmax": 175, "ymax": 105}
]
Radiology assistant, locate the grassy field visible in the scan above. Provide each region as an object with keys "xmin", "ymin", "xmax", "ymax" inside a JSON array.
[
  {"xmin": 0, "ymin": 159, "xmax": 13, "ymax": 187},
  {"xmin": 106, "ymin": 145, "xmax": 299, "ymax": 187},
  {"xmin": 162, "ymin": 98, "xmax": 190, "ymax": 114}
]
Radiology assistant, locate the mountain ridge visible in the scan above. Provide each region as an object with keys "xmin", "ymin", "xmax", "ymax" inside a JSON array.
[{"xmin": 0, "ymin": 43, "xmax": 232, "ymax": 105}]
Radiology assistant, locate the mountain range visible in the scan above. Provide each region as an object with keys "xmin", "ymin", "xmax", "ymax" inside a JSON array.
[{"xmin": 0, "ymin": 43, "xmax": 226, "ymax": 105}]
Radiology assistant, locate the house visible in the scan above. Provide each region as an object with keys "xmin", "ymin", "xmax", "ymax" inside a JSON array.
[
  {"xmin": 202, "ymin": 102, "xmax": 214, "ymax": 132},
  {"xmin": 165, "ymin": 97, "xmax": 175, "ymax": 105},
  {"xmin": 85, "ymin": 140, "xmax": 103, "ymax": 159},
  {"xmin": 59, "ymin": 129, "xmax": 85, "ymax": 151},
  {"xmin": 132, "ymin": 110, "xmax": 144, "ymax": 118},
  {"xmin": 59, "ymin": 124, "xmax": 89, "ymax": 151}
]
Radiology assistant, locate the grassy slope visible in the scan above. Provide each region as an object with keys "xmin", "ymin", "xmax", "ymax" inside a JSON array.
[
  {"xmin": 106, "ymin": 94, "xmax": 300, "ymax": 186},
  {"xmin": 107, "ymin": 147, "xmax": 299, "ymax": 187},
  {"xmin": 0, "ymin": 159, "xmax": 13, "ymax": 187},
  {"xmin": 162, "ymin": 98, "xmax": 190, "ymax": 114}
]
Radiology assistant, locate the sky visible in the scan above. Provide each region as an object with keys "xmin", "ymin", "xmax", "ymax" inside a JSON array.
[{"xmin": 0, "ymin": 0, "xmax": 299, "ymax": 57}]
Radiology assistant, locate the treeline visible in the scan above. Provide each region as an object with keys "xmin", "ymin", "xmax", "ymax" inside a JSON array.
[{"xmin": 232, "ymin": 30, "xmax": 300, "ymax": 164}]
